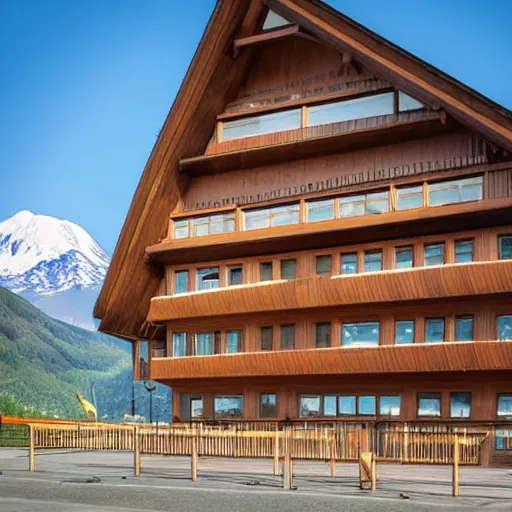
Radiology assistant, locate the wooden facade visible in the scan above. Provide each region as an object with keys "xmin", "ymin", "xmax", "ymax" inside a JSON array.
[{"xmin": 94, "ymin": 0, "xmax": 512, "ymax": 466}]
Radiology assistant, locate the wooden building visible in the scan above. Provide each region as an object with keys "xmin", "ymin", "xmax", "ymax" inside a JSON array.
[{"xmin": 94, "ymin": 0, "xmax": 512, "ymax": 465}]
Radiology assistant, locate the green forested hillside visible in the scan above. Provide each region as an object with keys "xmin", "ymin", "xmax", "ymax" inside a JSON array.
[{"xmin": 0, "ymin": 286, "xmax": 170, "ymax": 421}]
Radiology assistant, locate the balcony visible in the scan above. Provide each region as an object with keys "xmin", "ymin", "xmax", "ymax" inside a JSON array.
[
  {"xmin": 149, "ymin": 340, "xmax": 512, "ymax": 382},
  {"xmin": 148, "ymin": 259, "xmax": 512, "ymax": 322}
]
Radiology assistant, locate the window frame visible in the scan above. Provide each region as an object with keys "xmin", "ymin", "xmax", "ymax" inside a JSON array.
[
  {"xmin": 363, "ymin": 250, "xmax": 382, "ymax": 273},
  {"xmin": 227, "ymin": 264, "xmax": 244, "ymax": 286},
  {"xmin": 280, "ymin": 259, "xmax": 297, "ymax": 280},
  {"xmin": 424, "ymin": 242, "xmax": 445, "ymax": 267},
  {"xmin": 497, "ymin": 393, "xmax": 512, "ymax": 419},
  {"xmin": 417, "ymin": 392, "xmax": 442, "ymax": 418},
  {"xmin": 497, "ymin": 315, "xmax": 512, "ymax": 341},
  {"xmin": 280, "ymin": 324, "xmax": 296, "ymax": 350},
  {"xmin": 315, "ymin": 254, "xmax": 332, "ymax": 277},
  {"xmin": 315, "ymin": 322, "xmax": 332, "ymax": 348},
  {"xmin": 425, "ymin": 317, "xmax": 445, "ymax": 344},
  {"xmin": 260, "ymin": 326, "xmax": 274, "ymax": 351},
  {"xmin": 395, "ymin": 245, "xmax": 414, "ymax": 269},
  {"xmin": 450, "ymin": 391, "xmax": 472, "ymax": 419},
  {"xmin": 454, "ymin": 239, "xmax": 474, "ymax": 264},
  {"xmin": 395, "ymin": 320, "xmax": 415, "ymax": 345},
  {"xmin": 499, "ymin": 235, "xmax": 512, "ymax": 260},
  {"xmin": 341, "ymin": 321, "xmax": 380, "ymax": 348},
  {"xmin": 259, "ymin": 393, "xmax": 278, "ymax": 418},
  {"xmin": 455, "ymin": 316, "xmax": 474, "ymax": 342},
  {"xmin": 341, "ymin": 252, "xmax": 358, "ymax": 274},
  {"xmin": 213, "ymin": 395, "xmax": 244, "ymax": 419}
]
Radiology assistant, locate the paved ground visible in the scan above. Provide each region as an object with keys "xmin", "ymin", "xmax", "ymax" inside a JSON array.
[{"xmin": 1, "ymin": 449, "xmax": 512, "ymax": 511}]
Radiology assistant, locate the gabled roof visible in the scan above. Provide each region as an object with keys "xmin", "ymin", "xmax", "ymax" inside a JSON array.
[{"xmin": 94, "ymin": 0, "xmax": 512, "ymax": 341}]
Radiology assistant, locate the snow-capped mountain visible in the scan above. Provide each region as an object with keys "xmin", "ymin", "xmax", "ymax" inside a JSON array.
[{"xmin": 0, "ymin": 211, "xmax": 110, "ymax": 329}]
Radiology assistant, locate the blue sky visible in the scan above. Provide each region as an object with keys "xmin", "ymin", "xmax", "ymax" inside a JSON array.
[{"xmin": 1, "ymin": 0, "xmax": 511, "ymax": 254}]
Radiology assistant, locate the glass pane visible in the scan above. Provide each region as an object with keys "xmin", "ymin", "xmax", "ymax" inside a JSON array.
[
  {"xmin": 455, "ymin": 317, "xmax": 473, "ymax": 341},
  {"xmin": 172, "ymin": 333, "xmax": 186, "ymax": 357},
  {"xmin": 398, "ymin": 91, "xmax": 424, "ymax": 111},
  {"xmin": 359, "ymin": 396, "xmax": 376, "ymax": 415},
  {"xmin": 260, "ymin": 262, "xmax": 273, "ymax": 281},
  {"xmin": 211, "ymin": 213, "xmax": 235, "ymax": 234},
  {"xmin": 190, "ymin": 397, "xmax": 203, "ymax": 418},
  {"xmin": 499, "ymin": 236, "xmax": 512, "ymax": 260},
  {"xmin": 223, "ymin": 108, "xmax": 301, "ymax": 141},
  {"xmin": 196, "ymin": 333, "xmax": 214, "ymax": 356},
  {"xmin": 260, "ymin": 326, "xmax": 273, "ymax": 351},
  {"xmin": 397, "ymin": 185, "xmax": 423, "ymax": 211},
  {"xmin": 429, "ymin": 176, "xmax": 483, "ymax": 207},
  {"xmin": 300, "ymin": 396, "xmax": 321, "ymax": 417},
  {"xmin": 226, "ymin": 331, "xmax": 242, "ymax": 353},
  {"xmin": 342, "ymin": 322, "xmax": 379, "ymax": 347},
  {"xmin": 280, "ymin": 259, "xmax": 296, "ymax": 280},
  {"xmin": 175, "ymin": 271, "xmax": 188, "ymax": 294},
  {"xmin": 366, "ymin": 191, "xmax": 389, "ymax": 214},
  {"xmin": 280, "ymin": 324, "xmax": 295, "ymax": 350},
  {"xmin": 316, "ymin": 255, "xmax": 332, "ymax": 276},
  {"xmin": 380, "ymin": 396, "xmax": 401, "ymax": 416},
  {"xmin": 308, "ymin": 92, "xmax": 394, "ymax": 127},
  {"xmin": 455, "ymin": 240, "xmax": 473, "ymax": 263},
  {"xmin": 395, "ymin": 320, "xmax": 414, "ymax": 344},
  {"xmin": 498, "ymin": 316, "xmax": 512, "ymax": 341},
  {"xmin": 341, "ymin": 253, "xmax": 357, "ymax": 274},
  {"xmin": 152, "ymin": 341, "xmax": 166, "ymax": 358},
  {"xmin": 174, "ymin": 220, "xmax": 189, "ymax": 239},
  {"xmin": 262, "ymin": 9, "xmax": 290, "ymax": 30},
  {"xmin": 497, "ymin": 395, "xmax": 512, "ymax": 417},
  {"xmin": 424, "ymin": 243, "xmax": 444, "ymax": 266},
  {"xmin": 245, "ymin": 209, "xmax": 270, "ymax": 230},
  {"xmin": 196, "ymin": 267, "xmax": 219, "ymax": 291},
  {"xmin": 339, "ymin": 396, "xmax": 356, "ymax": 415},
  {"xmin": 229, "ymin": 266, "xmax": 243, "ymax": 286},
  {"xmin": 418, "ymin": 393, "xmax": 441, "ymax": 417},
  {"xmin": 496, "ymin": 429, "xmax": 512, "ymax": 450},
  {"xmin": 396, "ymin": 246, "xmax": 413, "ymax": 269},
  {"xmin": 450, "ymin": 392, "xmax": 471, "ymax": 418},
  {"xmin": 425, "ymin": 318, "xmax": 444, "ymax": 343},
  {"xmin": 307, "ymin": 199, "xmax": 334, "ymax": 222},
  {"xmin": 270, "ymin": 204, "xmax": 300, "ymax": 227},
  {"xmin": 364, "ymin": 251, "xmax": 382, "ymax": 272},
  {"xmin": 214, "ymin": 396, "xmax": 243, "ymax": 419},
  {"xmin": 324, "ymin": 395, "xmax": 337, "ymax": 417},
  {"xmin": 192, "ymin": 216, "xmax": 209, "ymax": 237},
  {"xmin": 339, "ymin": 194, "xmax": 365, "ymax": 218},
  {"xmin": 315, "ymin": 323, "xmax": 331, "ymax": 348},
  {"xmin": 260, "ymin": 393, "xmax": 277, "ymax": 418}
]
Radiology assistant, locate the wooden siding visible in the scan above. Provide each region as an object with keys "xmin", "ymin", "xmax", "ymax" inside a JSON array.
[{"xmin": 486, "ymin": 168, "xmax": 512, "ymax": 199}]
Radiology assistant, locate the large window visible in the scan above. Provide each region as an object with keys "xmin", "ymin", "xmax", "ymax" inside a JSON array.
[
  {"xmin": 280, "ymin": 324, "xmax": 295, "ymax": 350},
  {"xmin": 396, "ymin": 185, "xmax": 423, "ymax": 211},
  {"xmin": 280, "ymin": 259, "xmax": 297, "ymax": 280},
  {"xmin": 455, "ymin": 316, "xmax": 473, "ymax": 342},
  {"xmin": 306, "ymin": 199, "xmax": 334, "ymax": 222},
  {"xmin": 245, "ymin": 203, "xmax": 300, "ymax": 230},
  {"xmin": 339, "ymin": 191, "xmax": 389, "ymax": 218},
  {"xmin": 226, "ymin": 331, "xmax": 242, "ymax": 354},
  {"xmin": 315, "ymin": 322, "xmax": 331, "ymax": 348},
  {"xmin": 223, "ymin": 108, "xmax": 301, "ymax": 141},
  {"xmin": 260, "ymin": 326, "xmax": 273, "ymax": 351},
  {"xmin": 341, "ymin": 253, "xmax": 358, "ymax": 274},
  {"xmin": 299, "ymin": 395, "xmax": 321, "ymax": 418},
  {"xmin": 308, "ymin": 92, "xmax": 394, "ymax": 127},
  {"xmin": 395, "ymin": 320, "xmax": 414, "ymax": 344},
  {"xmin": 380, "ymin": 396, "xmax": 401, "ymax": 416},
  {"xmin": 497, "ymin": 394, "xmax": 512, "ymax": 418},
  {"xmin": 228, "ymin": 265, "xmax": 243, "ymax": 286},
  {"xmin": 342, "ymin": 322, "xmax": 379, "ymax": 347},
  {"xmin": 172, "ymin": 333, "xmax": 186, "ymax": 357},
  {"xmin": 260, "ymin": 262, "xmax": 273, "ymax": 282},
  {"xmin": 455, "ymin": 239, "xmax": 474, "ymax": 263},
  {"xmin": 425, "ymin": 318, "xmax": 445, "ymax": 343},
  {"xmin": 417, "ymin": 392, "xmax": 441, "ymax": 417},
  {"xmin": 498, "ymin": 316, "xmax": 512, "ymax": 341},
  {"xmin": 260, "ymin": 393, "xmax": 277, "ymax": 418},
  {"xmin": 174, "ymin": 270, "xmax": 189, "ymax": 294},
  {"xmin": 364, "ymin": 251, "xmax": 382, "ymax": 272},
  {"xmin": 424, "ymin": 243, "xmax": 444, "ymax": 266},
  {"xmin": 428, "ymin": 176, "xmax": 482, "ymax": 207},
  {"xmin": 396, "ymin": 246, "xmax": 413, "ymax": 269},
  {"xmin": 196, "ymin": 267, "xmax": 219, "ymax": 291},
  {"xmin": 316, "ymin": 255, "xmax": 332, "ymax": 277},
  {"xmin": 499, "ymin": 236, "xmax": 512, "ymax": 260},
  {"xmin": 450, "ymin": 392, "xmax": 471, "ymax": 418},
  {"xmin": 214, "ymin": 396, "xmax": 243, "ymax": 419},
  {"xmin": 173, "ymin": 213, "xmax": 235, "ymax": 239}
]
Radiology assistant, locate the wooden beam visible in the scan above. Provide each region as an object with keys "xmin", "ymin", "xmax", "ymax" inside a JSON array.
[{"xmin": 233, "ymin": 24, "xmax": 300, "ymax": 50}]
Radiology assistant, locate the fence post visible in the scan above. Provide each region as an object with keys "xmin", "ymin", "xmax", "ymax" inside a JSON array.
[
  {"xmin": 329, "ymin": 429, "xmax": 336, "ymax": 477},
  {"xmin": 29, "ymin": 425, "xmax": 35, "ymax": 472},
  {"xmin": 453, "ymin": 434, "xmax": 460, "ymax": 497},
  {"xmin": 273, "ymin": 426, "xmax": 280, "ymax": 476},
  {"xmin": 191, "ymin": 431, "xmax": 198, "ymax": 481},
  {"xmin": 133, "ymin": 426, "xmax": 141, "ymax": 476},
  {"xmin": 403, "ymin": 423, "xmax": 409, "ymax": 464},
  {"xmin": 283, "ymin": 428, "xmax": 293, "ymax": 490}
]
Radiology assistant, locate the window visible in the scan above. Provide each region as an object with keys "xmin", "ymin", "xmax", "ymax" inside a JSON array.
[
  {"xmin": 417, "ymin": 392, "xmax": 441, "ymax": 417},
  {"xmin": 308, "ymin": 92, "xmax": 394, "ymax": 127},
  {"xmin": 342, "ymin": 322, "xmax": 379, "ymax": 347},
  {"xmin": 497, "ymin": 394, "xmax": 512, "ymax": 418},
  {"xmin": 172, "ymin": 333, "xmax": 186, "ymax": 357},
  {"xmin": 260, "ymin": 262, "xmax": 273, "ymax": 281},
  {"xmin": 364, "ymin": 251, "xmax": 382, "ymax": 272},
  {"xmin": 194, "ymin": 333, "xmax": 215, "ymax": 356},
  {"xmin": 260, "ymin": 326, "xmax": 273, "ymax": 351},
  {"xmin": 245, "ymin": 203, "xmax": 300, "ymax": 230},
  {"xmin": 358, "ymin": 396, "xmax": 376, "ymax": 415},
  {"xmin": 226, "ymin": 331, "xmax": 242, "ymax": 354},
  {"xmin": 455, "ymin": 240, "xmax": 473, "ymax": 263},
  {"xmin": 196, "ymin": 267, "xmax": 219, "ymax": 291},
  {"xmin": 280, "ymin": 259, "xmax": 296, "ymax": 280},
  {"xmin": 341, "ymin": 253, "xmax": 357, "ymax": 274},
  {"xmin": 262, "ymin": 9, "xmax": 290, "ymax": 30},
  {"xmin": 396, "ymin": 185, "xmax": 423, "ymax": 210},
  {"xmin": 152, "ymin": 340, "xmax": 166, "ymax": 358},
  {"xmin": 174, "ymin": 270, "xmax": 189, "ymax": 294},
  {"xmin": 455, "ymin": 316, "xmax": 473, "ymax": 341},
  {"xmin": 280, "ymin": 324, "xmax": 295, "ymax": 350},
  {"xmin": 339, "ymin": 191, "xmax": 389, "ymax": 218},
  {"xmin": 324, "ymin": 396, "xmax": 337, "ymax": 417},
  {"xmin": 398, "ymin": 91, "xmax": 424, "ymax": 111},
  {"xmin": 395, "ymin": 320, "xmax": 414, "ymax": 344},
  {"xmin": 499, "ymin": 236, "xmax": 512, "ymax": 260},
  {"xmin": 380, "ymin": 396, "xmax": 401, "ymax": 416},
  {"xmin": 307, "ymin": 199, "xmax": 334, "ymax": 222},
  {"xmin": 190, "ymin": 397, "xmax": 203, "ymax": 419},
  {"xmin": 214, "ymin": 396, "xmax": 243, "ymax": 419},
  {"xmin": 424, "ymin": 243, "xmax": 444, "ymax": 266},
  {"xmin": 190, "ymin": 213, "xmax": 235, "ymax": 237},
  {"xmin": 339, "ymin": 396, "xmax": 356, "ymax": 415},
  {"xmin": 450, "ymin": 392, "xmax": 471, "ymax": 418},
  {"xmin": 259, "ymin": 393, "xmax": 277, "ymax": 418},
  {"xmin": 228, "ymin": 265, "xmax": 243, "ymax": 286},
  {"xmin": 299, "ymin": 395, "xmax": 321, "ymax": 417},
  {"xmin": 316, "ymin": 255, "xmax": 332, "ymax": 277},
  {"xmin": 173, "ymin": 220, "xmax": 189, "ymax": 239},
  {"xmin": 428, "ymin": 176, "xmax": 482, "ymax": 207},
  {"xmin": 315, "ymin": 322, "xmax": 331, "ymax": 348},
  {"xmin": 496, "ymin": 429, "xmax": 512, "ymax": 450},
  {"xmin": 425, "ymin": 318, "xmax": 445, "ymax": 343},
  {"xmin": 497, "ymin": 315, "xmax": 512, "ymax": 341},
  {"xmin": 223, "ymin": 108, "xmax": 301, "ymax": 141},
  {"xmin": 396, "ymin": 246, "xmax": 413, "ymax": 269}
]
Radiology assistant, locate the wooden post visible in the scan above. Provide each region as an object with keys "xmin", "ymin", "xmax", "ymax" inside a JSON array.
[
  {"xmin": 453, "ymin": 434, "xmax": 460, "ymax": 497},
  {"xmin": 191, "ymin": 432, "xmax": 198, "ymax": 481},
  {"xmin": 133, "ymin": 426, "xmax": 141, "ymax": 476},
  {"xmin": 273, "ymin": 427, "xmax": 279, "ymax": 476},
  {"xmin": 371, "ymin": 453, "xmax": 377, "ymax": 492},
  {"xmin": 403, "ymin": 423, "xmax": 409, "ymax": 463},
  {"xmin": 329, "ymin": 429, "xmax": 336, "ymax": 477},
  {"xmin": 283, "ymin": 428, "xmax": 293, "ymax": 490},
  {"xmin": 29, "ymin": 425, "xmax": 35, "ymax": 472}
]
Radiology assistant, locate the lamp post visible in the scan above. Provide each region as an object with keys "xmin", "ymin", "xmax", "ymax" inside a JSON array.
[{"xmin": 143, "ymin": 381, "xmax": 157, "ymax": 424}]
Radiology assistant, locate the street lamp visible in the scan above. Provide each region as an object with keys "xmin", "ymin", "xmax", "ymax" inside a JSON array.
[{"xmin": 143, "ymin": 381, "xmax": 157, "ymax": 424}]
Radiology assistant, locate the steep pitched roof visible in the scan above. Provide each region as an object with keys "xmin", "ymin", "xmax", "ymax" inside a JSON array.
[{"xmin": 94, "ymin": 0, "xmax": 512, "ymax": 341}]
